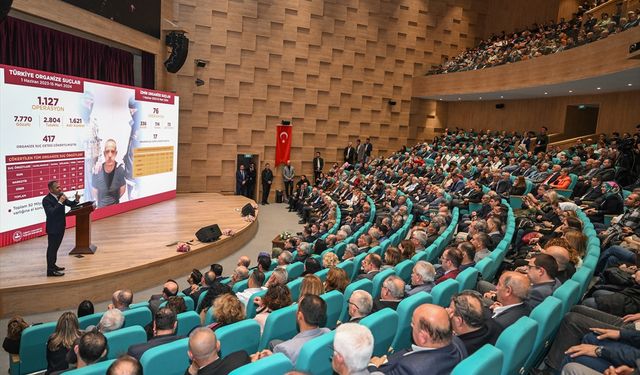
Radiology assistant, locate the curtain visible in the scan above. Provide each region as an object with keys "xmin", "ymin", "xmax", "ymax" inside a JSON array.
[
  {"xmin": 0, "ymin": 17, "xmax": 134, "ymax": 86},
  {"xmin": 141, "ymin": 51, "xmax": 155, "ymax": 89}
]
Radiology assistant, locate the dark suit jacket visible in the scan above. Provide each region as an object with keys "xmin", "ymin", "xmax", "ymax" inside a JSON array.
[
  {"xmin": 43, "ymin": 193, "xmax": 78, "ymax": 235},
  {"xmin": 370, "ymin": 336, "xmax": 467, "ymax": 375},
  {"xmin": 492, "ymin": 303, "xmax": 530, "ymax": 331},
  {"xmin": 127, "ymin": 333, "xmax": 185, "ymax": 360},
  {"xmin": 184, "ymin": 351, "xmax": 250, "ymax": 375},
  {"xmin": 313, "ymin": 157, "xmax": 324, "ymax": 172},
  {"xmin": 373, "ymin": 299, "xmax": 401, "ymax": 312},
  {"xmin": 458, "ymin": 321, "xmax": 501, "ymax": 355},
  {"xmin": 525, "ymin": 279, "xmax": 561, "ymax": 310},
  {"xmin": 356, "ymin": 270, "xmax": 379, "ymax": 281},
  {"xmin": 344, "ymin": 146, "xmax": 356, "ymax": 164}
]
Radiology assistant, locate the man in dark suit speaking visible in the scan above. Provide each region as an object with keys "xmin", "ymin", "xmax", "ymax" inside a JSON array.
[{"xmin": 43, "ymin": 180, "xmax": 79, "ymax": 277}]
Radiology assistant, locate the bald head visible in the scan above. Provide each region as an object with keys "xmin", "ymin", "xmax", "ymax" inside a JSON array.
[
  {"xmin": 543, "ymin": 245, "xmax": 570, "ymax": 271},
  {"xmin": 107, "ymin": 355, "xmax": 142, "ymax": 375},
  {"xmin": 188, "ymin": 328, "xmax": 219, "ymax": 366},
  {"xmin": 497, "ymin": 271, "xmax": 530, "ymax": 304},
  {"xmin": 412, "ymin": 304, "xmax": 452, "ymax": 348},
  {"xmin": 238, "ymin": 255, "xmax": 251, "ymax": 268}
]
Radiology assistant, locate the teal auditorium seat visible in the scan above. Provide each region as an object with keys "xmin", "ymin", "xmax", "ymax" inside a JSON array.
[
  {"xmin": 351, "ymin": 253, "xmax": 368, "ymax": 280},
  {"xmin": 129, "ymin": 301, "xmax": 150, "ymax": 309},
  {"xmin": 571, "ymin": 265, "xmax": 595, "ymax": 298},
  {"xmin": 321, "ymin": 290, "xmax": 344, "ymax": 329},
  {"xmin": 494, "ymin": 316, "xmax": 538, "ymax": 375},
  {"xmin": 204, "ymin": 306, "xmax": 216, "ymax": 325},
  {"xmin": 295, "ymin": 331, "xmax": 335, "ymax": 375},
  {"xmin": 451, "ymin": 344, "xmax": 503, "ymax": 375},
  {"xmin": 431, "ymin": 279, "xmax": 459, "ymax": 307},
  {"xmin": 339, "ymin": 279, "xmax": 373, "ymax": 323},
  {"xmin": 286, "ymin": 262, "xmax": 304, "ymax": 281},
  {"xmin": 176, "ymin": 311, "xmax": 201, "ymax": 336},
  {"xmin": 333, "ymin": 243, "xmax": 347, "ymax": 259},
  {"xmin": 390, "ymin": 292, "xmax": 432, "ymax": 352},
  {"xmin": 16, "ymin": 321, "xmax": 57, "ymax": 374},
  {"xmin": 78, "ymin": 312, "xmax": 104, "ymax": 330},
  {"xmin": 314, "ymin": 268, "xmax": 329, "ymax": 281},
  {"xmin": 394, "ymin": 259, "xmax": 414, "ymax": 283},
  {"xmin": 336, "ymin": 259, "xmax": 354, "ymax": 280},
  {"xmin": 232, "ymin": 279, "xmax": 249, "ymax": 293},
  {"xmin": 216, "ymin": 320, "xmax": 261, "ymax": 358},
  {"xmin": 245, "ymin": 289, "xmax": 267, "ymax": 319},
  {"xmin": 474, "ymin": 256, "xmax": 497, "ymax": 282},
  {"xmin": 371, "ymin": 269, "xmax": 396, "ymax": 299},
  {"xmin": 123, "ymin": 307, "xmax": 152, "ymax": 328},
  {"xmin": 229, "ymin": 353, "xmax": 293, "ymax": 375},
  {"xmin": 287, "ymin": 277, "xmax": 303, "ymax": 301},
  {"xmin": 259, "ymin": 304, "xmax": 299, "ymax": 350},
  {"xmin": 456, "ymin": 267, "xmax": 479, "ymax": 292},
  {"xmin": 552, "ymin": 279, "xmax": 581, "ymax": 316},
  {"xmin": 64, "ymin": 359, "xmax": 116, "ymax": 375},
  {"xmin": 524, "ymin": 296, "xmax": 564, "ymax": 372},
  {"xmin": 104, "ymin": 325, "xmax": 147, "ymax": 360},
  {"xmin": 196, "ymin": 290, "xmax": 209, "ymax": 311},
  {"xmin": 360, "ymin": 308, "xmax": 399, "ymax": 356},
  {"xmin": 139, "ymin": 337, "xmax": 189, "ymax": 375}
]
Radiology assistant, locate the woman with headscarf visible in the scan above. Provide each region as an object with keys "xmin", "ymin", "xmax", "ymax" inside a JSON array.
[{"xmin": 584, "ymin": 181, "xmax": 624, "ymax": 224}]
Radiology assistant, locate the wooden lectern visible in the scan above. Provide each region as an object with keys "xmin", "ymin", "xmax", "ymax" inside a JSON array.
[{"xmin": 67, "ymin": 202, "xmax": 97, "ymax": 255}]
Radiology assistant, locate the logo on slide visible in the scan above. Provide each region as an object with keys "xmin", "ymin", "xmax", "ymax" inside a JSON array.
[{"xmin": 12, "ymin": 231, "xmax": 23, "ymax": 242}]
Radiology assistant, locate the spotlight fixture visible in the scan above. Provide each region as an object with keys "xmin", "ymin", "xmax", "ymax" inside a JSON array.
[
  {"xmin": 596, "ymin": 87, "xmax": 601, "ymax": 90},
  {"xmin": 388, "ymin": 100, "xmax": 397, "ymax": 106},
  {"xmin": 544, "ymin": 92, "xmax": 548, "ymax": 95},
  {"xmin": 195, "ymin": 59, "xmax": 208, "ymax": 68},
  {"xmin": 195, "ymin": 78, "xmax": 205, "ymax": 86}
]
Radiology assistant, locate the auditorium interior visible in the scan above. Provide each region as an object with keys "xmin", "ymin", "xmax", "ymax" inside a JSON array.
[{"xmin": 1, "ymin": 0, "xmax": 640, "ymax": 374}]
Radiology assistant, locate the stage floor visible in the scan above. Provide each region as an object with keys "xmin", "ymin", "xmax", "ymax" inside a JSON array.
[{"xmin": 0, "ymin": 193, "xmax": 258, "ymax": 317}]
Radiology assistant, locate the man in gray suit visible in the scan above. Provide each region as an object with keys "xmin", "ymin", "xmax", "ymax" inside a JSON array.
[
  {"xmin": 251, "ymin": 294, "xmax": 329, "ymax": 366},
  {"xmin": 406, "ymin": 261, "xmax": 436, "ymax": 296},
  {"xmin": 356, "ymin": 139, "xmax": 366, "ymax": 164},
  {"xmin": 524, "ymin": 253, "xmax": 561, "ymax": 310}
]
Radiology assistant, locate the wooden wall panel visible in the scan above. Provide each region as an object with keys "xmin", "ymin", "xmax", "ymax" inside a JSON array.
[
  {"xmin": 483, "ymin": 0, "xmax": 560, "ymax": 38},
  {"xmin": 444, "ymin": 90, "xmax": 640, "ymax": 136},
  {"xmin": 172, "ymin": 0, "xmax": 487, "ymax": 194}
]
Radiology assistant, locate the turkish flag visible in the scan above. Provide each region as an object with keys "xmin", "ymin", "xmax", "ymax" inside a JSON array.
[{"xmin": 275, "ymin": 125, "xmax": 292, "ymax": 166}]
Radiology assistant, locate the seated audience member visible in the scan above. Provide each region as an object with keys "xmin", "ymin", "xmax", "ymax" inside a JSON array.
[
  {"xmin": 298, "ymin": 274, "xmax": 325, "ymax": 302},
  {"xmin": 342, "ymin": 244, "xmax": 358, "ymax": 261},
  {"xmin": 484, "ymin": 271, "xmax": 531, "ymax": 330},
  {"xmin": 196, "ymin": 272, "xmax": 232, "ymax": 315},
  {"xmin": 237, "ymin": 255, "xmax": 251, "ymax": 268},
  {"xmin": 254, "ymin": 285, "xmax": 292, "ymax": 333},
  {"xmin": 3, "ymin": 316, "xmax": 28, "ymax": 355},
  {"xmin": 227, "ymin": 266, "xmax": 249, "ymax": 288},
  {"xmin": 381, "ymin": 247, "xmax": 402, "ymax": 269},
  {"xmin": 77, "ymin": 300, "xmax": 94, "ymax": 318},
  {"xmin": 470, "ymin": 232, "xmax": 492, "ymax": 262},
  {"xmin": 332, "ymin": 324, "xmax": 375, "ymax": 375},
  {"xmin": 149, "ymin": 279, "xmax": 179, "ymax": 315},
  {"xmin": 295, "ymin": 242, "xmax": 313, "ymax": 263},
  {"xmin": 47, "ymin": 312, "xmax": 81, "ymax": 374},
  {"xmin": 581, "ymin": 270, "xmax": 640, "ymax": 316},
  {"xmin": 185, "ymin": 327, "xmax": 250, "ymax": 375},
  {"xmin": 206, "ymin": 294, "xmax": 245, "ymax": 331},
  {"xmin": 301, "ymin": 257, "xmax": 322, "ymax": 276},
  {"xmin": 550, "ymin": 168, "xmax": 572, "ymax": 189},
  {"xmin": 345, "ymin": 290, "xmax": 373, "ymax": 324},
  {"xmin": 544, "ymin": 245, "xmax": 576, "ymax": 282},
  {"xmin": 251, "ymin": 295, "xmax": 330, "ymax": 366},
  {"xmin": 458, "ymin": 241, "xmax": 476, "ymax": 270},
  {"xmin": 324, "ymin": 267, "xmax": 350, "ymax": 293},
  {"xmin": 523, "ymin": 253, "xmax": 561, "ymax": 310},
  {"xmin": 96, "ymin": 309, "xmax": 125, "ymax": 333},
  {"xmin": 398, "ymin": 239, "xmax": 416, "ymax": 260},
  {"xmin": 210, "ymin": 264, "xmax": 224, "ymax": 281},
  {"xmin": 264, "ymin": 267, "xmax": 288, "ymax": 288},
  {"xmin": 106, "ymin": 355, "xmax": 142, "ymax": 375},
  {"xmin": 542, "ymin": 306, "xmax": 640, "ymax": 372},
  {"xmin": 367, "ymin": 304, "xmax": 467, "ymax": 374},
  {"xmin": 108, "ymin": 289, "xmax": 133, "ymax": 312},
  {"xmin": 356, "ymin": 253, "xmax": 382, "ymax": 281},
  {"xmin": 57, "ymin": 331, "xmax": 107, "ymax": 373},
  {"xmin": 559, "ymin": 328, "xmax": 640, "ymax": 374},
  {"xmin": 373, "ymin": 275, "xmax": 405, "ymax": 312},
  {"xmin": 447, "ymin": 291, "xmax": 501, "ymax": 355},
  {"xmin": 236, "ymin": 270, "xmax": 265, "ymax": 307},
  {"xmin": 127, "ymin": 307, "xmax": 184, "ymax": 360},
  {"xmin": 435, "ymin": 248, "xmax": 463, "ymax": 284},
  {"xmin": 256, "ymin": 253, "xmax": 272, "ymax": 273},
  {"xmin": 583, "ymin": 182, "xmax": 624, "ymax": 224},
  {"xmin": 322, "ymin": 251, "xmax": 340, "ymax": 268},
  {"xmin": 277, "ymin": 251, "xmax": 293, "ymax": 268},
  {"xmin": 407, "ymin": 261, "xmax": 436, "ymax": 296},
  {"xmin": 486, "ymin": 218, "xmax": 504, "ymax": 249},
  {"xmin": 183, "ymin": 269, "xmax": 203, "ymax": 301}
]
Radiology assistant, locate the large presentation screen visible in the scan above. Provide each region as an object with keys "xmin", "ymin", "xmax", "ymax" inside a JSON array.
[{"xmin": 0, "ymin": 65, "xmax": 179, "ymax": 247}]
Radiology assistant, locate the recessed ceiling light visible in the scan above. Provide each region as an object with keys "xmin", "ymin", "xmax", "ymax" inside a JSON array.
[
  {"xmin": 479, "ymin": 97, "xmax": 482, "ymax": 100},
  {"xmin": 500, "ymin": 96, "xmax": 504, "ymax": 99},
  {"xmin": 569, "ymin": 90, "xmax": 573, "ymax": 93},
  {"xmin": 544, "ymin": 92, "xmax": 548, "ymax": 95},
  {"xmin": 596, "ymin": 87, "xmax": 601, "ymax": 90},
  {"xmin": 628, "ymin": 83, "xmax": 633, "ymax": 87},
  {"xmin": 458, "ymin": 97, "xmax": 461, "ymax": 101}
]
